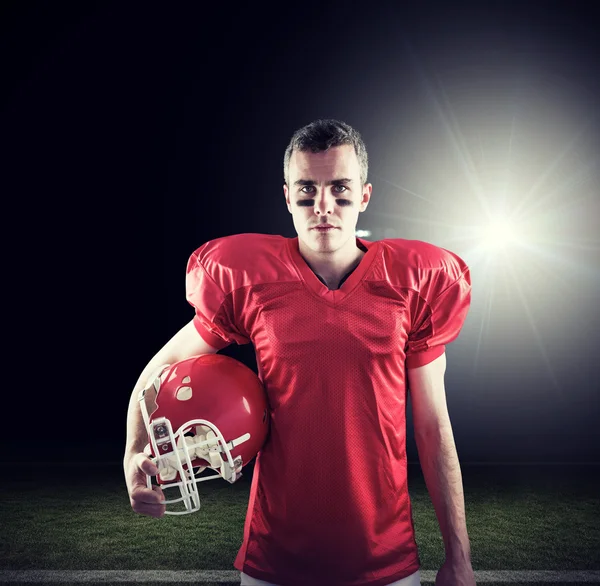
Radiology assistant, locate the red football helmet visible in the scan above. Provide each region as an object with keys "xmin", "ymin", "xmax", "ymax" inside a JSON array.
[{"xmin": 138, "ymin": 354, "xmax": 269, "ymax": 514}]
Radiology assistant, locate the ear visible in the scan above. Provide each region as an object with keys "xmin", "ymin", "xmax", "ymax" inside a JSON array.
[
  {"xmin": 359, "ymin": 183, "xmax": 372, "ymax": 212},
  {"xmin": 283, "ymin": 183, "xmax": 292, "ymax": 213}
]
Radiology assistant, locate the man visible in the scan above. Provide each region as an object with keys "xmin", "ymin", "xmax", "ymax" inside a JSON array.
[{"xmin": 124, "ymin": 119, "xmax": 476, "ymax": 586}]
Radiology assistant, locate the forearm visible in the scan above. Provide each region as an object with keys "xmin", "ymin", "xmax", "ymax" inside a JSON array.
[
  {"xmin": 124, "ymin": 375, "xmax": 151, "ymax": 460},
  {"xmin": 415, "ymin": 419, "xmax": 471, "ymax": 562}
]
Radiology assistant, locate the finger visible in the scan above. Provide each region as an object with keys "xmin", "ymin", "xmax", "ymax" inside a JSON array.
[
  {"xmin": 131, "ymin": 486, "xmax": 164, "ymax": 505},
  {"xmin": 132, "ymin": 501, "xmax": 166, "ymax": 518},
  {"xmin": 152, "ymin": 484, "xmax": 166, "ymax": 501},
  {"xmin": 133, "ymin": 452, "xmax": 159, "ymax": 476}
]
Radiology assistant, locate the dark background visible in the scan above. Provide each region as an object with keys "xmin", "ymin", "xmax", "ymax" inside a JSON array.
[{"xmin": 2, "ymin": 1, "xmax": 599, "ymax": 464}]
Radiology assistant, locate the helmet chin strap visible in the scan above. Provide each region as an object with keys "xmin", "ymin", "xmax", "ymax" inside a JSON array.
[{"xmin": 149, "ymin": 422, "xmax": 250, "ymax": 479}]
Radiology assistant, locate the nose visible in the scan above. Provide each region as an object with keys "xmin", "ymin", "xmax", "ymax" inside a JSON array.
[{"xmin": 314, "ymin": 188, "xmax": 334, "ymax": 216}]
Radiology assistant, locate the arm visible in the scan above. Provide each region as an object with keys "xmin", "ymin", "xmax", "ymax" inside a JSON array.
[
  {"xmin": 124, "ymin": 319, "xmax": 221, "ymax": 517},
  {"xmin": 407, "ymin": 352, "xmax": 475, "ymax": 583}
]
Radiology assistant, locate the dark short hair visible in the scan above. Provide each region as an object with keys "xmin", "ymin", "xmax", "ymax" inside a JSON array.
[{"xmin": 283, "ymin": 119, "xmax": 369, "ymax": 186}]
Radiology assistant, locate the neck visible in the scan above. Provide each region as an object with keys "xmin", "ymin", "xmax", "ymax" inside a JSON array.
[{"xmin": 298, "ymin": 238, "xmax": 365, "ymax": 284}]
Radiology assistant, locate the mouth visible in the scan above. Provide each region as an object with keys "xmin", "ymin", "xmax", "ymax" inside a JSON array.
[{"xmin": 312, "ymin": 225, "xmax": 338, "ymax": 232}]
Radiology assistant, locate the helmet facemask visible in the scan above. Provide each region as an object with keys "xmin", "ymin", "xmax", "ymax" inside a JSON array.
[{"xmin": 138, "ymin": 366, "xmax": 250, "ymax": 515}]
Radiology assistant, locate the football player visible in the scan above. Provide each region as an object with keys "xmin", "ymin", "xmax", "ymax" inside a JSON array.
[{"xmin": 124, "ymin": 119, "xmax": 476, "ymax": 586}]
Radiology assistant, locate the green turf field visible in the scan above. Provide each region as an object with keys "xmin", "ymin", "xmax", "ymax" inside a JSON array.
[{"xmin": 1, "ymin": 463, "xmax": 598, "ymax": 585}]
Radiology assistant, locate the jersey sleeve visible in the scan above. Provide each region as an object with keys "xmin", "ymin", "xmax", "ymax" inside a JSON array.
[
  {"xmin": 405, "ymin": 251, "xmax": 471, "ymax": 369},
  {"xmin": 185, "ymin": 242, "xmax": 251, "ymax": 350}
]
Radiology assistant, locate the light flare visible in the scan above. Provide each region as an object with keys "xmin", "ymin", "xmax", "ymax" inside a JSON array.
[{"xmin": 366, "ymin": 54, "xmax": 600, "ymax": 397}]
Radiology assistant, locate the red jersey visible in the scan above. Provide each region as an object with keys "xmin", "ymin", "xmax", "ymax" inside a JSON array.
[{"xmin": 185, "ymin": 233, "xmax": 471, "ymax": 586}]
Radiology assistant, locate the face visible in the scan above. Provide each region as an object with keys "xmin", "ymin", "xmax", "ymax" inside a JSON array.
[{"xmin": 284, "ymin": 144, "xmax": 372, "ymax": 257}]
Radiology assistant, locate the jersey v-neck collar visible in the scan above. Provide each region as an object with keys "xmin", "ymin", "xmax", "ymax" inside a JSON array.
[{"xmin": 286, "ymin": 236, "xmax": 378, "ymax": 303}]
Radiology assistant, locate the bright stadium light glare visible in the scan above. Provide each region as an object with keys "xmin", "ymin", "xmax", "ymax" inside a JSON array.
[
  {"xmin": 366, "ymin": 64, "xmax": 600, "ymax": 399},
  {"xmin": 356, "ymin": 229, "xmax": 372, "ymax": 238},
  {"xmin": 481, "ymin": 217, "xmax": 518, "ymax": 251}
]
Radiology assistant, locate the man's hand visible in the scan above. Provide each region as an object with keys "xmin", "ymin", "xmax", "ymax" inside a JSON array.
[
  {"xmin": 124, "ymin": 452, "xmax": 166, "ymax": 518},
  {"xmin": 435, "ymin": 558, "xmax": 476, "ymax": 586}
]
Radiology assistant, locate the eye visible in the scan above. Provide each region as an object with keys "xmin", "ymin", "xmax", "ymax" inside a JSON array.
[
  {"xmin": 300, "ymin": 186, "xmax": 316, "ymax": 194},
  {"xmin": 332, "ymin": 184, "xmax": 347, "ymax": 193}
]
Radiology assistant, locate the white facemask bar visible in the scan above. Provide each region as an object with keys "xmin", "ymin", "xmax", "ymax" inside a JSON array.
[{"xmin": 138, "ymin": 379, "xmax": 251, "ymax": 515}]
